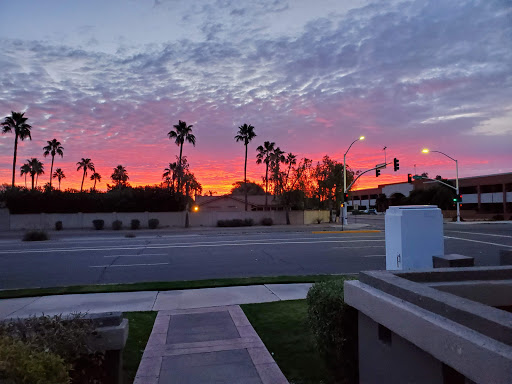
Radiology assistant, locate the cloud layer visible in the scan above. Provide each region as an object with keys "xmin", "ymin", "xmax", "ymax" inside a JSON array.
[{"xmin": 1, "ymin": 0, "xmax": 511, "ymax": 193}]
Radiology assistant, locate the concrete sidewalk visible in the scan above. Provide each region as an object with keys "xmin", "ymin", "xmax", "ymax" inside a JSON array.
[
  {"xmin": 0, "ymin": 284, "xmax": 309, "ymax": 383},
  {"xmin": 0, "ymin": 283, "xmax": 312, "ymax": 319}
]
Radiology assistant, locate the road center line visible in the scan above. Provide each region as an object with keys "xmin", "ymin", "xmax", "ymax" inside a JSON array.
[
  {"xmin": 90, "ymin": 262, "xmax": 170, "ymax": 268},
  {"xmin": 444, "ymin": 236, "xmax": 512, "ymax": 248},
  {"xmin": 104, "ymin": 253, "xmax": 167, "ymax": 258},
  {"xmin": 0, "ymin": 239, "xmax": 385, "ymax": 254}
]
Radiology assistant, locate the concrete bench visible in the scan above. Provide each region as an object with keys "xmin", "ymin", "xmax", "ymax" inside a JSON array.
[{"xmin": 432, "ymin": 254, "xmax": 474, "ymax": 268}]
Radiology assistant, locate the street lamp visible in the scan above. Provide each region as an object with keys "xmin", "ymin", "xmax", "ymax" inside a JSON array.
[
  {"xmin": 421, "ymin": 148, "xmax": 460, "ymax": 222},
  {"xmin": 343, "ymin": 136, "xmax": 365, "ymax": 225}
]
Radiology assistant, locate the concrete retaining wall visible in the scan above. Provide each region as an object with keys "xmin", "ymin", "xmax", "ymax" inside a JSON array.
[{"xmin": 7, "ymin": 210, "xmax": 327, "ymax": 230}]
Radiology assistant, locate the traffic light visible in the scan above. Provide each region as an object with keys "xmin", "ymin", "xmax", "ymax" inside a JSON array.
[
  {"xmin": 376, "ymin": 169, "xmax": 380, "ymax": 177},
  {"xmin": 452, "ymin": 195, "xmax": 462, "ymax": 202},
  {"xmin": 407, "ymin": 174, "xmax": 412, "ymax": 183},
  {"xmin": 343, "ymin": 192, "xmax": 349, "ymax": 201},
  {"xmin": 393, "ymin": 158, "xmax": 400, "ymax": 171}
]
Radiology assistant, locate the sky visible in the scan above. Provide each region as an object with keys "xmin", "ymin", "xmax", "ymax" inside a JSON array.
[{"xmin": 1, "ymin": 0, "xmax": 511, "ymax": 194}]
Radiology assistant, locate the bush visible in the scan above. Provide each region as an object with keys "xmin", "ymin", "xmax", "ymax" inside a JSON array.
[
  {"xmin": 55, "ymin": 221, "xmax": 63, "ymax": 231},
  {"xmin": 92, "ymin": 219, "xmax": 104, "ymax": 230},
  {"xmin": 316, "ymin": 218, "xmax": 323, "ymax": 224},
  {"xmin": 307, "ymin": 279, "xmax": 358, "ymax": 383},
  {"xmin": 492, "ymin": 214, "xmax": 504, "ymax": 221},
  {"xmin": 0, "ymin": 314, "xmax": 96, "ymax": 365},
  {"xmin": 112, "ymin": 220, "xmax": 122, "ymax": 230},
  {"xmin": 260, "ymin": 217, "xmax": 273, "ymax": 226},
  {"xmin": 148, "ymin": 218, "xmax": 159, "ymax": 229},
  {"xmin": 130, "ymin": 219, "xmax": 140, "ymax": 230},
  {"xmin": 0, "ymin": 335, "xmax": 70, "ymax": 384},
  {"xmin": 22, "ymin": 230, "xmax": 49, "ymax": 241},
  {"xmin": 216, "ymin": 218, "xmax": 254, "ymax": 227}
]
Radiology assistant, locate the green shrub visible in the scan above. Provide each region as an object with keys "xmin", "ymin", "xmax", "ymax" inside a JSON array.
[
  {"xmin": 261, "ymin": 217, "xmax": 273, "ymax": 226},
  {"xmin": 306, "ymin": 279, "xmax": 358, "ymax": 383},
  {"xmin": 0, "ymin": 335, "xmax": 70, "ymax": 384},
  {"xmin": 112, "ymin": 220, "xmax": 122, "ymax": 230},
  {"xmin": 130, "ymin": 219, "xmax": 140, "ymax": 230},
  {"xmin": 55, "ymin": 221, "xmax": 63, "ymax": 231},
  {"xmin": 92, "ymin": 219, "xmax": 104, "ymax": 230},
  {"xmin": 0, "ymin": 314, "xmax": 96, "ymax": 365},
  {"xmin": 22, "ymin": 230, "xmax": 49, "ymax": 241},
  {"xmin": 148, "ymin": 218, "xmax": 159, "ymax": 229}
]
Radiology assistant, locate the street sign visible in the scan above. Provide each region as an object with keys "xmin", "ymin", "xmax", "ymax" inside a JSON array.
[
  {"xmin": 376, "ymin": 163, "xmax": 387, "ymax": 169},
  {"xmin": 412, "ymin": 175, "xmax": 425, "ymax": 180}
]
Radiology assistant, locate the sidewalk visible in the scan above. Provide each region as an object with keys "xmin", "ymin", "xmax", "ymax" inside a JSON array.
[{"xmin": 0, "ymin": 284, "xmax": 309, "ymax": 383}]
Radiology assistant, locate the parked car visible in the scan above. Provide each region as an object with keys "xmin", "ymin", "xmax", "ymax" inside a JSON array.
[{"xmin": 363, "ymin": 209, "xmax": 377, "ymax": 214}]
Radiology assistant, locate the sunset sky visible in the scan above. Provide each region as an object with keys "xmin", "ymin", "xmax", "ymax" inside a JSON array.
[{"xmin": 1, "ymin": 0, "xmax": 511, "ymax": 194}]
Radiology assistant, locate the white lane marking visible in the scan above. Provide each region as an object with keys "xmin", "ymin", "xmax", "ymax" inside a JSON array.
[
  {"xmin": 445, "ymin": 230, "xmax": 512, "ymax": 239},
  {"xmin": 104, "ymin": 253, "xmax": 167, "ymax": 258},
  {"xmin": 0, "ymin": 239, "xmax": 385, "ymax": 254},
  {"xmin": 331, "ymin": 246, "xmax": 384, "ymax": 249},
  {"xmin": 90, "ymin": 262, "xmax": 169, "ymax": 268},
  {"xmin": 444, "ymin": 236, "xmax": 512, "ymax": 248}
]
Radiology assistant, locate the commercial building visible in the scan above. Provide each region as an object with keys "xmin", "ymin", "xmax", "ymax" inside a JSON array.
[{"xmin": 347, "ymin": 172, "xmax": 512, "ymax": 219}]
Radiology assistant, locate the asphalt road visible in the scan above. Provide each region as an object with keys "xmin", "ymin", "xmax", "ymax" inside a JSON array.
[{"xmin": 0, "ymin": 218, "xmax": 510, "ymax": 290}]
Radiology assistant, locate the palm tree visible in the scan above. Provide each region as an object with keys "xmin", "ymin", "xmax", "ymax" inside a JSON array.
[
  {"xmin": 90, "ymin": 172, "xmax": 102, "ymax": 191},
  {"xmin": 235, "ymin": 123, "xmax": 257, "ymax": 211},
  {"xmin": 43, "ymin": 139, "xmax": 64, "ymax": 188},
  {"xmin": 270, "ymin": 147, "xmax": 286, "ymax": 198},
  {"xmin": 256, "ymin": 141, "xmax": 275, "ymax": 209},
  {"xmin": 25, "ymin": 158, "xmax": 44, "ymax": 190},
  {"xmin": 20, "ymin": 163, "xmax": 31, "ymax": 188},
  {"xmin": 1, "ymin": 111, "xmax": 32, "ymax": 187},
  {"xmin": 111, "ymin": 165, "xmax": 129, "ymax": 187},
  {"xmin": 168, "ymin": 120, "xmax": 196, "ymax": 194},
  {"xmin": 53, "ymin": 168, "xmax": 66, "ymax": 190},
  {"xmin": 162, "ymin": 162, "xmax": 178, "ymax": 192},
  {"xmin": 76, "ymin": 158, "xmax": 95, "ymax": 192}
]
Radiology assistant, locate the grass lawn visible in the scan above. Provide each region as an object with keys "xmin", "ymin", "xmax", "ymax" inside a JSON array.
[
  {"xmin": 242, "ymin": 300, "xmax": 336, "ymax": 384},
  {"xmin": 122, "ymin": 311, "xmax": 157, "ymax": 384},
  {"xmin": 0, "ymin": 274, "xmax": 345, "ymax": 300}
]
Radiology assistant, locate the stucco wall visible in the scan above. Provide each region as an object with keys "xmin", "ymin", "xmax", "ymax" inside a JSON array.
[{"xmin": 6, "ymin": 210, "xmax": 325, "ymax": 229}]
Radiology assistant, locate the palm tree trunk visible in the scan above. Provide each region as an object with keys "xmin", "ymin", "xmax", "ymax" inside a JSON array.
[
  {"xmin": 24, "ymin": 174, "xmax": 27, "ymax": 188},
  {"xmin": 36, "ymin": 173, "xmax": 39, "ymax": 188},
  {"xmin": 244, "ymin": 143, "xmax": 248, "ymax": 211},
  {"xmin": 177, "ymin": 144, "xmax": 183, "ymax": 194},
  {"xmin": 59, "ymin": 179, "xmax": 61, "ymax": 190},
  {"xmin": 31, "ymin": 174, "xmax": 35, "ymax": 190},
  {"xmin": 11, "ymin": 135, "xmax": 18, "ymax": 187},
  {"xmin": 93, "ymin": 179, "xmax": 97, "ymax": 190},
  {"xmin": 49, "ymin": 155, "xmax": 55, "ymax": 188},
  {"xmin": 265, "ymin": 163, "xmax": 269, "ymax": 210},
  {"xmin": 81, "ymin": 170, "xmax": 86, "ymax": 192}
]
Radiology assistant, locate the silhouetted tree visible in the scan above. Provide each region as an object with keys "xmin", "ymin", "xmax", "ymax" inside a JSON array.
[
  {"xmin": 256, "ymin": 141, "xmax": 275, "ymax": 209},
  {"xmin": 43, "ymin": 139, "xmax": 64, "ymax": 188},
  {"xmin": 1, "ymin": 111, "xmax": 32, "ymax": 187},
  {"xmin": 111, "ymin": 165, "xmax": 129, "ymax": 188},
  {"xmin": 76, "ymin": 158, "xmax": 95, "ymax": 192},
  {"xmin": 90, "ymin": 172, "xmax": 102, "ymax": 191},
  {"xmin": 235, "ymin": 123, "xmax": 257, "ymax": 211},
  {"xmin": 230, "ymin": 181, "xmax": 265, "ymax": 195},
  {"xmin": 162, "ymin": 162, "xmax": 178, "ymax": 192},
  {"xmin": 25, "ymin": 158, "xmax": 44, "ymax": 190},
  {"xmin": 53, "ymin": 168, "xmax": 65, "ymax": 190},
  {"xmin": 20, "ymin": 163, "xmax": 31, "ymax": 188},
  {"xmin": 168, "ymin": 120, "xmax": 196, "ymax": 194}
]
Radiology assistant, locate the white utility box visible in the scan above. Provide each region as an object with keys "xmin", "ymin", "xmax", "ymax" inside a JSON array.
[{"xmin": 385, "ymin": 205, "xmax": 444, "ymax": 271}]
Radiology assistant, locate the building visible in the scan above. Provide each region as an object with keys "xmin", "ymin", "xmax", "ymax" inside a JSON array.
[
  {"xmin": 195, "ymin": 194, "xmax": 281, "ymax": 212},
  {"xmin": 347, "ymin": 172, "xmax": 512, "ymax": 218}
]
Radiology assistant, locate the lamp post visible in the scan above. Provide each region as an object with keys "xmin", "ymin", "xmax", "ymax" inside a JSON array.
[
  {"xmin": 422, "ymin": 149, "xmax": 460, "ymax": 222},
  {"xmin": 343, "ymin": 136, "xmax": 365, "ymax": 225}
]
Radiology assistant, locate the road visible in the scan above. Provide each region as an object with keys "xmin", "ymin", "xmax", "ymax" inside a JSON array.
[{"xmin": 0, "ymin": 218, "xmax": 510, "ymax": 290}]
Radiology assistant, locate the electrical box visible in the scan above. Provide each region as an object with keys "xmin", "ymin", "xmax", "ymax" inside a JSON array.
[{"xmin": 385, "ymin": 205, "xmax": 444, "ymax": 270}]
